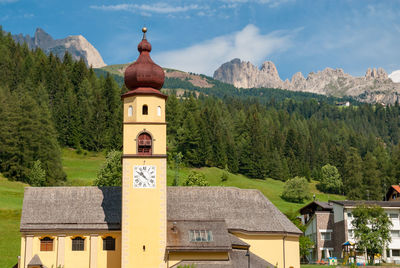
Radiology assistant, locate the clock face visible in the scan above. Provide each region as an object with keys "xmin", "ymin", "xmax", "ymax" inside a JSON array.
[{"xmin": 133, "ymin": 165, "xmax": 156, "ymax": 188}]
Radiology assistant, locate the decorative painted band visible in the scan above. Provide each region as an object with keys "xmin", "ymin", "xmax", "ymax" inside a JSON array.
[
  {"xmin": 122, "ymin": 154, "xmax": 167, "ymax": 158},
  {"xmin": 123, "ymin": 122, "xmax": 167, "ymax": 125}
]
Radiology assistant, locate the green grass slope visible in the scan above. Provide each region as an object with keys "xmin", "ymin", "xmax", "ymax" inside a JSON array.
[
  {"xmin": 0, "ymin": 174, "xmax": 27, "ymax": 267},
  {"xmin": 167, "ymin": 167, "xmax": 346, "ymax": 214}
]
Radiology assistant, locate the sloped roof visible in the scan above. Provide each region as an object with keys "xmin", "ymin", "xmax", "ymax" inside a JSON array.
[
  {"xmin": 167, "ymin": 220, "xmax": 231, "ymax": 252},
  {"xmin": 167, "ymin": 187, "xmax": 301, "ymax": 234},
  {"xmin": 20, "ymin": 187, "xmax": 121, "ymax": 231},
  {"xmin": 28, "ymin": 254, "xmax": 43, "ymax": 266},
  {"xmin": 21, "ymin": 186, "xmax": 301, "ymax": 234},
  {"xmin": 171, "ymin": 249, "xmax": 275, "ymax": 268},
  {"xmin": 229, "ymin": 233, "xmax": 249, "ymax": 248},
  {"xmin": 331, "ymin": 200, "xmax": 400, "ymax": 207},
  {"xmin": 299, "ymin": 201, "xmax": 333, "ymax": 215},
  {"xmin": 385, "ymin": 185, "xmax": 400, "ymax": 200}
]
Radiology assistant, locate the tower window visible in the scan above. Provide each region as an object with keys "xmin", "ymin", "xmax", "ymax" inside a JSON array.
[
  {"xmin": 128, "ymin": 105, "xmax": 133, "ymax": 117},
  {"xmin": 142, "ymin": 105, "xmax": 148, "ymax": 115},
  {"xmin": 40, "ymin": 237, "xmax": 53, "ymax": 251},
  {"xmin": 103, "ymin": 236, "xmax": 115, "ymax": 251},
  {"xmin": 72, "ymin": 237, "xmax": 85, "ymax": 251},
  {"xmin": 157, "ymin": 106, "xmax": 161, "ymax": 116},
  {"xmin": 138, "ymin": 133, "xmax": 152, "ymax": 155}
]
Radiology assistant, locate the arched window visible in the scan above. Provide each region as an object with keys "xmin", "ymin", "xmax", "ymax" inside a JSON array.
[
  {"xmin": 128, "ymin": 105, "xmax": 133, "ymax": 117},
  {"xmin": 103, "ymin": 236, "xmax": 115, "ymax": 251},
  {"xmin": 157, "ymin": 106, "xmax": 161, "ymax": 116},
  {"xmin": 142, "ymin": 105, "xmax": 148, "ymax": 115},
  {"xmin": 40, "ymin": 237, "xmax": 53, "ymax": 251},
  {"xmin": 138, "ymin": 133, "xmax": 152, "ymax": 155},
  {"xmin": 72, "ymin": 236, "xmax": 85, "ymax": 251}
]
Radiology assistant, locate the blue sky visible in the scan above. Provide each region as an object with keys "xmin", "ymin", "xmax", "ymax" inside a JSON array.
[{"xmin": 1, "ymin": 0, "xmax": 400, "ymax": 79}]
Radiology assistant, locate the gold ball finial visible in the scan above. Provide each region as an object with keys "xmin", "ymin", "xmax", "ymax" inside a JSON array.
[{"xmin": 142, "ymin": 27, "xmax": 147, "ymax": 33}]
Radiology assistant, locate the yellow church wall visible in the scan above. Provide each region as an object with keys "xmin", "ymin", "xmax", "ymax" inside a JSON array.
[
  {"xmin": 64, "ymin": 235, "xmax": 90, "ymax": 268},
  {"xmin": 31, "ymin": 235, "xmax": 58, "ymax": 268},
  {"xmin": 168, "ymin": 251, "xmax": 229, "ymax": 267},
  {"xmin": 20, "ymin": 236, "xmax": 25, "ymax": 268},
  {"xmin": 20, "ymin": 231, "xmax": 122, "ymax": 268},
  {"xmin": 123, "ymin": 95, "xmax": 165, "ymax": 123},
  {"xmin": 123, "ymin": 124, "xmax": 166, "ymax": 155},
  {"xmin": 231, "ymin": 232, "xmax": 300, "ymax": 268},
  {"xmin": 97, "ymin": 233, "xmax": 122, "ymax": 268}
]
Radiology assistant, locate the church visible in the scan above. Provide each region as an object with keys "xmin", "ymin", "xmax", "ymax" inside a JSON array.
[{"xmin": 18, "ymin": 28, "xmax": 301, "ymax": 268}]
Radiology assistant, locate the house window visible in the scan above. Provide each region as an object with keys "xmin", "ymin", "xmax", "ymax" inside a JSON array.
[
  {"xmin": 142, "ymin": 105, "xmax": 148, "ymax": 115},
  {"xmin": 347, "ymin": 212, "xmax": 352, "ymax": 218},
  {"xmin": 40, "ymin": 237, "xmax": 53, "ymax": 251},
  {"xmin": 137, "ymin": 133, "xmax": 152, "ymax": 155},
  {"xmin": 393, "ymin": 249, "xmax": 400, "ymax": 257},
  {"xmin": 157, "ymin": 106, "xmax": 161, "ymax": 116},
  {"xmin": 72, "ymin": 237, "xmax": 85, "ymax": 251},
  {"xmin": 128, "ymin": 105, "xmax": 133, "ymax": 117},
  {"xmin": 189, "ymin": 230, "xmax": 213, "ymax": 242},
  {"xmin": 321, "ymin": 232, "xmax": 331, "ymax": 241},
  {"xmin": 392, "ymin": 230, "xmax": 400, "ymax": 237},
  {"xmin": 348, "ymin": 230, "xmax": 354, "ymax": 238},
  {"xmin": 390, "ymin": 214, "xmax": 398, "ymax": 219},
  {"xmin": 103, "ymin": 236, "xmax": 115, "ymax": 251}
]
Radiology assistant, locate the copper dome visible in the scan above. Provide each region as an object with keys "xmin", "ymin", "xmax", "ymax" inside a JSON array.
[{"xmin": 124, "ymin": 28, "xmax": 165, "ymax": 91}]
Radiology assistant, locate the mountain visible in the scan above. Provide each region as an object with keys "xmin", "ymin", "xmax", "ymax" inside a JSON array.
[
  {"xmin": 213, "ymin": 58, "xmax": 400, "ymax": 104},
  {"xmin": 389, "ymin": 70, "xmax": 400, "ymax": 83},
  {"xmin": 12, "ymin": 28, "xmax": 106, "ymax": 68}
]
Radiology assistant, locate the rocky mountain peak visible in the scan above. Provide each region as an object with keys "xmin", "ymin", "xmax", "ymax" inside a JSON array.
[
  {"xmin": 12, "ymin": 28, "xmax": 106, "ymax": 68},
  {"xmin": 213, "ymin": 58, "xmax": 400, "ymax": 104},
  {"xmin": 365, "ymin": 67, "xmax": 388, "ymax": 80}
]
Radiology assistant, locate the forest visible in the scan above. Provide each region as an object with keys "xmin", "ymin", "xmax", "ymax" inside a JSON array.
[{"xmin": 1, "ymin": 27, "xmax": 400, "ymax": 200}]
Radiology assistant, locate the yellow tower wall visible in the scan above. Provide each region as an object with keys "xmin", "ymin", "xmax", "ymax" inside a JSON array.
[
  {"xmin": 122, "ymin": 94, "xmax": 167, "ymax": 268},
  {"xmin": 231, "ymin": 232, "xmax": 300, "ymax": 268}
]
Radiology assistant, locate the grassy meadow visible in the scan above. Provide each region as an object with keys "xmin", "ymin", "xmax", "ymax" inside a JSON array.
[{"xmin": 0, "ymin": 148, "xmax": 345, "ymax": 267}]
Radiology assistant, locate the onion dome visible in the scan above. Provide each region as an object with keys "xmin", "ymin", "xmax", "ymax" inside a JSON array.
[{"xmin": 124, "ymin": 27, "xmax": 165, "ymax": 91}]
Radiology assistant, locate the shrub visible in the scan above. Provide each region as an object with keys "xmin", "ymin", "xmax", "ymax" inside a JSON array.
[
  {"xmin": 317, "ymin": 164, "xmax": 343, "ymax": 194},
  {"xmin": 183, "ymin": 171, "xmax": 209, "ymax": 186},
  {"xmin": 281, "ymin": 176, "xmax": 311, "ymax": 203}
]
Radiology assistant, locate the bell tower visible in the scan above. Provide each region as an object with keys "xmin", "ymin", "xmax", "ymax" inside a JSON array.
[{"xmin": 121, "ymin": 28, "xmax": 167, "ymax": 268}]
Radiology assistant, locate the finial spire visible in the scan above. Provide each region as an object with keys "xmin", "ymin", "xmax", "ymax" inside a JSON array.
[{"xmin": 142, "ymin": 27, "xmax": 147, "ymax": 40}]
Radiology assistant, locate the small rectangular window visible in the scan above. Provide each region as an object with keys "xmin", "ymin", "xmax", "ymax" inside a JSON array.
[
  {"xmin": 390, "ymin": 214, "xmax": 398, "ymax": 219},
  {"xmin": 40, "ymin": 237, "xmax": 53, "ymax": 251},
  {"xmin": 393, "ymin": 249, "xmax": 400, "ymax": 257},
  {"xmin": 392, "ymin": 230, "xmax": 400, "ymax": 237},
  {"xmin": 103, "ymin": 236, "xmax": 115, "ymax": 251},
  {"xmin": 347, "ymin": 213, "xmax": 352, "ymax": 218},
  {"xmin": 72, "ymin": 237, "xmax": 85, "ymax": 251},
  {"xmin": 321, "ymin": 232, "xmax": 331, "ymax": 241},
  {"xmin": 189, "ymin": 230, "xmax": 213, "ymax": 242}
]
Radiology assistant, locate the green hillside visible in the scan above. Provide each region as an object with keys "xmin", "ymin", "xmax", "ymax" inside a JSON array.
[{"xmin": 0, "ymin": 149, "xmax": 345, "ymax": 267}]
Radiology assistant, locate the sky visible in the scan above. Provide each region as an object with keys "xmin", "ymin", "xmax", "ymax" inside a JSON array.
[{"xmin": 1, "ymin": 0, "xmax": 400, "ymax": 79}]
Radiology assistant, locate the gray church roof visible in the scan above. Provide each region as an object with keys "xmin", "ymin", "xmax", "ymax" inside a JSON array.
[{"xmin": 20, "ymin": 186, "xmax": 301, "ymax": 234}]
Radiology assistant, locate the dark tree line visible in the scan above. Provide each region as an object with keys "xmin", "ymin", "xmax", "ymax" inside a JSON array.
[
  {"xmin": 166, "ymin": 92, "xmax": 400, "ymax": 201},
  {"xmin": 2, "ymin": 26, "xmax": 400, "ymax": 202},
  {"xmin": 0, "ymin": 28, "xmax": 122, "ymax": 185}
]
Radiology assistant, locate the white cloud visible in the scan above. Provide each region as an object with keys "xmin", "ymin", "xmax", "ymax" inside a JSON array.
[
  {"xmin": 153, "ymin": 24, "xmax": 297, "ymax": 75},
  {"xmin": 90, "ymin": 3, "xmax": 204, "ymax": 15},
  {"xmin": 220, "ymin": 0, "xmax": 294, "ymax": 8}
]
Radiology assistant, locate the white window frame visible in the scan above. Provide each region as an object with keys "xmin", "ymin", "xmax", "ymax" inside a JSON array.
[{"xmin": 128, "ymin": 105, "xmax": 133, "ymax": 117}]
